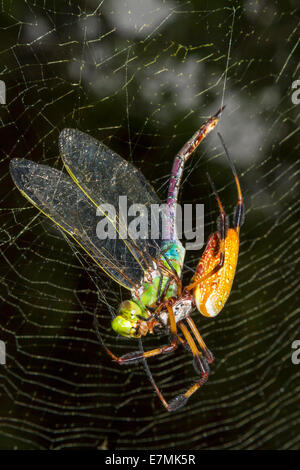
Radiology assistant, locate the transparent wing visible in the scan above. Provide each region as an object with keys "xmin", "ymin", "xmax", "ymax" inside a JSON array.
[
  {"xmin": 10, "ymin": 158, "xmax": 150, "ymax": 290},
  {"xmin": 59, "ymin": 128, "xmax": 159, "ymax": 216},
  {"xmin": 59, "ymin": 128, "xmax": 164, "ymax": 268}
]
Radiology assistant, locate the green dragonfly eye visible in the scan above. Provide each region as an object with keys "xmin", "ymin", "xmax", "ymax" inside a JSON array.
[{"xmin": 111, "ymin": 300, "xmax": 143, "ymax": 338}]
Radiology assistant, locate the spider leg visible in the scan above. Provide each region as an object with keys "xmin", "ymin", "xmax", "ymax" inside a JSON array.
[
  {"xmin": 168, "ymin": 373, "xmax": 210, "ymax": 411},
  {"xmin": 141, "ymin": 318, "xmax": 210, "ymax": 412},
  {"xmin": 157, "ymin": 320, "xmax": 210, "ymax": 412},
  {"xmin": 178, "ymin": 321, "xmax": 210, "ymax": 376},
  {"xmin": 97, "ymin": 304, "xmax": 179, "ymax": 365},
  {"xmin": 158, "ymin": 276, "xmax": 173, "ymax": 305},
  {"xmin": 95, "ymin": 307, "xmax": 209, "ymax": 411},
  {"xmin": 206, "ymin": 171, "xmax": 226, "ymax": 267},
  {"xmin": 217, "ymin": 133, "xmax": 245, "ymax": 234},
  {"xmin": 185, "ymin": 260, "xmax": 223, "ymax": 291},
  {"xmin": 185, "ymin": 316, "xmax": 214, "ymax": 364},
  {"xmin": 185, "ymin": 172, "xmax": 226, "ymax": 291},
  {"xmin": 187, "ymin": 135, "xmax": 244, "ymax": 293}
]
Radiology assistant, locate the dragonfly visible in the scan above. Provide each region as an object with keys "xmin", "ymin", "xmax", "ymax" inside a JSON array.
[{"xmin": 9, "ymin": 107, "xmax": 244, "ymax": 411}]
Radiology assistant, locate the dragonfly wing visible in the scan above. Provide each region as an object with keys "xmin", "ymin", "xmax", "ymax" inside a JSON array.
[
  {"xmin": 59, "ymin": 128, "xmax": 159, "ymax": 210},
  {"xmin": 59, "ymin": 128, "xmax": 164, "ymax": 271},
  {"xmin": 10, "ymin": 158, "xmax": 143, "ymax": 290}
]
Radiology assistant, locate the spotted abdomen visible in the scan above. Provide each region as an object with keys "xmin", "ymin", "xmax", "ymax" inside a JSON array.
[{"xmin": 193, "ymin": 229, "xmax": 239, "ymax": 318}]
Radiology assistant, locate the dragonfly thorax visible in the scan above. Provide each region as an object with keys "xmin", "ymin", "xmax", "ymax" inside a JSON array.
[
  {"xmin": 111, "ymin": 241, "xmax": 186, "ymax": 338},
  {"xmin": 136, "ymin": 241, "xmax": 185, "ymax": 307}
]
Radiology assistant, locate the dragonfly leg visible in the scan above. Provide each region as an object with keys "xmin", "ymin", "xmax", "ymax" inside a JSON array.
[
  {"xmin": 158, "ymin": 255, "xmax": 183, "ymax": 297},
  {"xmin": 156, "ymin": 271, "xmax": 164, "ymax": 304},
  {"xmin": 155, "ymin": 259, "xmax": 182, "ymax": 300},
  {"xmin": 155, "ymin": 269, "xmax": 179, "ymax": 306},
  {"xmin": 156, "ymin": 275, "xmax": 173, "ymax": 306}
]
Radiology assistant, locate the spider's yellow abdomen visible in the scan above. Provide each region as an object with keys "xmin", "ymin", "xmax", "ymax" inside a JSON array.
[{"xmin": 193, "ymin": 229, "xmax": 239, "ymax": 318}]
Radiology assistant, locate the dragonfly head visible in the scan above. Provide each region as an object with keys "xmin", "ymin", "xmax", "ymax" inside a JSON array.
[{"xmin": 111, "ymin": 300, "xmax": 145, "ymax": 338}]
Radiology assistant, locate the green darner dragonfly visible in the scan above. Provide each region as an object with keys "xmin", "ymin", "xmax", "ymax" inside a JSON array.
[{"xmin": 10, "ymin": 106, "xmax": 244, "ymax": 411}]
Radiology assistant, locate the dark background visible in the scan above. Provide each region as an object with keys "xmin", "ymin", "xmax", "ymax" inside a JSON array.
[{"xmin": 0, "ymin": 0, "xmax": 299, "ymax": 450}]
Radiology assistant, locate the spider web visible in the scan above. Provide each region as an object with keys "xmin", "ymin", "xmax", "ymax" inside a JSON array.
[{"xmin": 0, "ymin": 0, "xmax": 299, "ymax": 450}]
